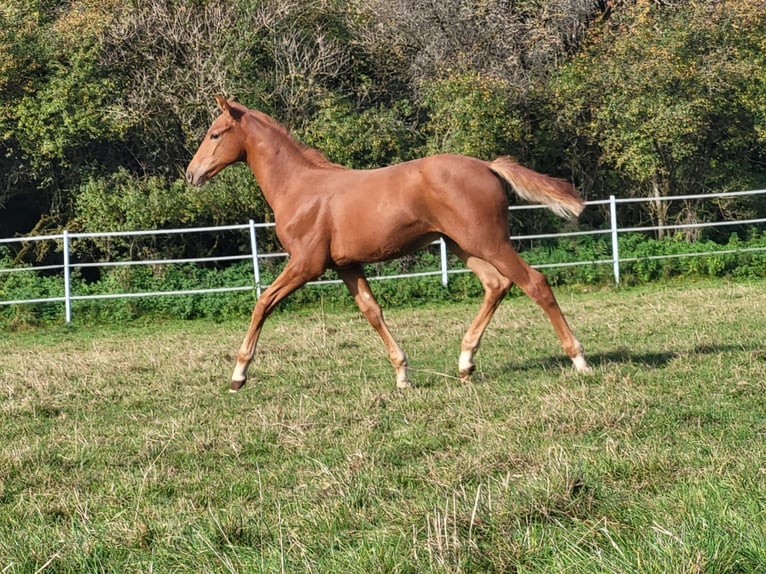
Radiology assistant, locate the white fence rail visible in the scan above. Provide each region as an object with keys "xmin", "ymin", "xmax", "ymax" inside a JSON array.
[{"xmin": 2, "ymin": 190, "xmax": 766, "ymax": 323}]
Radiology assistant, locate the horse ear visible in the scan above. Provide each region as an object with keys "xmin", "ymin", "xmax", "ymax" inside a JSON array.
[
  {"xmin": 215, "ymin": 95, "xmax": 245, "ymax": 121},
  {"xmin": 215, "ymin": 95, "xmax": 229, "ymax": 112}
]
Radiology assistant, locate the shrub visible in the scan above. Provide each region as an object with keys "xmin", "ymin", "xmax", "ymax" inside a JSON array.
[{"xmin": 4, "ymin": 233, "xmax": 766, "ymax": 328}]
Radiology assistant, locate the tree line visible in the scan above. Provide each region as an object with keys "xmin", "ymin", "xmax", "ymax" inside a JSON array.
[{"xmin": 1, "ymin": 0, "xmax": 765, "ymax": 264}]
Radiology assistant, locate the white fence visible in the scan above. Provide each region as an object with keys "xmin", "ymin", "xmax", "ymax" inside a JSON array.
[{"xmin": 2, "ymin": 190, "xmax": 766, "ymax": 323}]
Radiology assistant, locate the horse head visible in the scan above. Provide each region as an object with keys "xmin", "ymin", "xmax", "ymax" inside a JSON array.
[{"xmin": 186, "ymin": 95, "xmax": 247, "ymax": 186}]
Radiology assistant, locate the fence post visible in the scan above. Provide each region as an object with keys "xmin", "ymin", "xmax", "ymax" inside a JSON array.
[
  {"xmin": 63, "ymin": 230, "xmax": 72, "ymax": 323},
  {"xmin": 249, "ymin": 219, "xmax": 262, "ymax": 298},
  {"xmin": 609, "ymin": 195, "xmax": 620, "ymax": 285},
  {"xmin": 439, "ymin": 237, "xmax": 449, "ymax": 287}
]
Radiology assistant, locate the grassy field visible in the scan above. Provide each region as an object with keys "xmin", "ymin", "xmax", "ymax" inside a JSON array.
[{"xmin": 0, "ymin": 278, "xmax": 765, "ymax": 573}]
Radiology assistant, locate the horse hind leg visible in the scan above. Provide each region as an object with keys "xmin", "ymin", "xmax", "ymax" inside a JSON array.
[
  {"xmin": 490, "ymin": 243, "xmax": 590, "ymax": 372},
  {"xmin": 338, "ymin": 266, "xmax": 411, "ymax": 389},
  {"xmin": 448, "ymin": 242, "xmax": 512, "ymax": 380}
]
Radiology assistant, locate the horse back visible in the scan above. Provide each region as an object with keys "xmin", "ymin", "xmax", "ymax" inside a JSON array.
[{"xmin": 315, "ymin": 154, "xmax": 507, "ymax": 265}]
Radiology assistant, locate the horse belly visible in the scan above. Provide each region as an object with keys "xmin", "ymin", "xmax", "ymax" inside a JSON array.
[
  {"xmin": 329, "ymin": 216, "xmax": 437, "ymax": 266},
  {"xmin": 326, "ymin": 164, "xmax": 444, "ymax": 265}
]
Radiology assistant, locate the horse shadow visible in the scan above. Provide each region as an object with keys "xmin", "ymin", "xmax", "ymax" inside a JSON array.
[{"xmin": 504, "ymin": 342, "xmax": 764, "ymax": 373}]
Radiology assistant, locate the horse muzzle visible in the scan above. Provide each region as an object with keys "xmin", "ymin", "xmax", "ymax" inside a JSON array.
[{"xmin": 185, "ymin": 167, "xmax": 209, "ymax": 187}]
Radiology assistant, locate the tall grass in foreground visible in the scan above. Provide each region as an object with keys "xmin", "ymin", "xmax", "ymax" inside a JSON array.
[{"xmin": 0, "ymin": 279, "xmax": 765, "ymax": 573}]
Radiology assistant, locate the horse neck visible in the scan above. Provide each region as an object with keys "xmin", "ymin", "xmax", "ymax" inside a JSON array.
[{"xmin": 242, "ymin": 112, "xmax": 314, "ymax": 211}]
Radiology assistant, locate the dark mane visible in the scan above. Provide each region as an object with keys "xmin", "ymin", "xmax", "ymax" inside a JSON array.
[{"xmin": 255, "ymin": 111, "xmax": 347, "ymax": 170}]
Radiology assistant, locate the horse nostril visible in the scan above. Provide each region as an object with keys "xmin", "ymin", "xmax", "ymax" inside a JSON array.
[{"xmin": 185, "ymin": 171, "xmax": 193, "ymax": 184}]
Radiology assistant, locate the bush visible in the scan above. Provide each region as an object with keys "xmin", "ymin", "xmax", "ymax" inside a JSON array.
[
  {"xmin": 70, "ymin": 263, "xmax": 258, "ymax": 322},
  {"xmin": 420, "ymin": 71, "xmax": 525, "ymax": 159},
  {"xmin": 0, "ymin": 248, "xmax": 64, "ymax": 328},
  {"xmin": 508, "ymin": 231, "xmax": 766, "ymax": 286},
  {"xmin": 4, "ymin": 233, "xmax": 766, "ymax": 328},
  {"xmin": 616, "ymin": 232, "xmax": 766, "ymax": 284}
]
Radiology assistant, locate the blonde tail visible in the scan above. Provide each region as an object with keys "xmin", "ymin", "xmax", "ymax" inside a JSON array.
[{"xmin": 488, "ymin": 157, "xmax": 584, "ymax": 220}]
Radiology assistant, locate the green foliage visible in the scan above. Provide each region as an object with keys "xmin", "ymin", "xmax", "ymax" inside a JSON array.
[
  {"xmin": 301, "ymin": 95, "xmax": 420, "ymax": 168},
  {"xmin": 521, "ymin": 231, "xmax": 766, "ymax": 287},
  {"xmin": 550, "ymin": 0, "xmax": 766, "ymax": 201},
  {"xmin": 420, "ymin": 71, "xmax": 525, "ymax": 158},
  {"xmin": 76, "ymin": 171, "xmax": 189, "ymax": 233},
  {"xmin": 72, "ymin": 166, "xmax": 270, "ymax": 263},
  {"xmin": 70, "ymin": 263, "xmax": 258, "ymax": 322},
  {"xmin": 14, "ymin": 49, "xmax": 122, "ymax": 177},
  {"xmin": 75, "ymin": 167, "xmax": 264, "ymax": 233},
  {"xmin": 1, "ymin": 1, "xmax": 126, "ymax": 213},
  {"xmin": 0, "ymin": 248, "xmax": 63, "ymax": 328},
  {"xmin": 3, "ymin": 0, "xmax": 766, "ymax": 288},
  {"xmin": 5, "ymin": 233, "xmax": 766, "ymax": 328},
  {"xmin": 617, "ymin": 232, "xmax": 766, "ymax": 284}
]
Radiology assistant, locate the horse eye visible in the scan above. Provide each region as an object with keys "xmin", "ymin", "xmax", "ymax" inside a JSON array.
[{"xmin": 210, "ymin": 132, "xmax": 220, "ymax": 140}]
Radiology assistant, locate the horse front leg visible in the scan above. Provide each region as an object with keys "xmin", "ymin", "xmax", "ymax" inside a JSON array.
[
  {"xmin": 338, "ymin": 266, "xmax": 412, "ymax": 389},
  {"xmin": 230, "ymin": 259, "xmax": 319, "ymax": 391}
]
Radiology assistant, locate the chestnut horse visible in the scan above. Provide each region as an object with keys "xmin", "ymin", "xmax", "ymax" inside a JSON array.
[{"xmin": 187, "ymin": 96, "xmax": 590, "ymax": 391}]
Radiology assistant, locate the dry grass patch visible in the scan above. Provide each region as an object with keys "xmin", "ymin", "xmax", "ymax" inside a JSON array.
[{"xmin": 1, "ymin": 279, "xmax": 765, "ymax": 572}]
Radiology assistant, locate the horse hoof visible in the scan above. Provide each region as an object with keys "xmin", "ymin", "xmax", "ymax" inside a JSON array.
[
  {"xmin": 230, "ymin": 378, "xmax": 247, "ymax": 392},
  {"xmin": 459, "ymin": 365, "xmax": 475, "ymax": 381},
  {"xmin": 396, "ymin": 379, "xmax": 413, "ymax": 390},
  {"xmin": 572, "ymin": 354, "xmax": 591, "ymax": 373}
]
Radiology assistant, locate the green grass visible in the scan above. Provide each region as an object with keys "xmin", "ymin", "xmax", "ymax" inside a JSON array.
[{"xmin": 1, "ymin": 278, "xmax": 765, "ymax": 573}]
